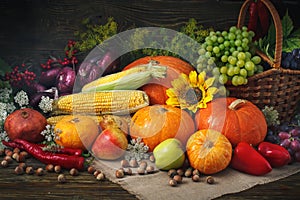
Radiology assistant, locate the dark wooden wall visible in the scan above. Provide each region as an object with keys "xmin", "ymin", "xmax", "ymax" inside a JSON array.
[{"xmin": 0, "ymin": 0, "xmax": 299, "ymax": 67}]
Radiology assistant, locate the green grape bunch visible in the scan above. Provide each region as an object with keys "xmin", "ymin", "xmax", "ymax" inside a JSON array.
[{"xmin": 196, "ymin": 25, "xmax": 264, "ymax": 87}]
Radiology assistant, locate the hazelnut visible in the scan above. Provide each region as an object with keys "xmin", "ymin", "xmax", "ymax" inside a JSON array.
[
  {"xmin": 13, "ymin": 147, "xmax": 20, "ymax": 154},
  {"xmin": 192, "ymin": 169, "xmax": 200, "ymax": 176},
  {"xmin": 25, "ymin": 166, "xmax": 34, "ymax": 175},
  {"xmin": 57, "ymin": 174, "xmax": 66, "ymax": 183},
  {"xmin": 168, "ymin": 169, "xmax": 177, "ymax": 178},
  {"xmin": 184, "ymin": 168, "xmax": 193, "ymax": 177},
  {"xmin": 94, "ymin": 170, "xmax": 101, "ymax": 177},
  {"xmin": 120, "ymin": 159, "xmax": 130, "ymax": 168},
  {"xmin": 19, "ymin": 151, "xmax": 29, "ymax": 159},
  {"xmin": 173, "ymin": 175, "xmax": 183, "ymax": 184},
  {"xmin": 18, "ymin": 162, "xmax": 27, "ymax": 169},
  {"xmin": 192, "ymin": 174, "xmax": 200, "ymax": 182},
  {"xmin": 5, "ymin": 149, "xmax": 12, "ymax": 156},
  {"xmin": 16, "ymin": 154, "xmax": 25, "ymax": 163},
  {"xmin": 45, "ymin": 164, "xmax": 54, "ymax": 172},
  {"xmin": 14, "ymin": 166, "xmax": 24, "ymax": 175},
  {"xmin": 12, "ymin": 152, "xmax": 19, "ymax": 160},
  {"xmin": 69, "ymin": 168, "xmax": 79, "ymax": 176},
  {"xmin": 146, "ymin": 166, "xmax": 155, "ymax": 174},
  {"xmin": 169, "ymin": 179, "xmax": 177, "ymax": 187},
  {"xmin": 124, "ymin": 168, "xmax": 133, "ymax": 176},
  {"xmin": 36, "ymin": 168, "xmax": 44, "ymax": 176},
  {"xmin": 96, "ymin": 173, "xmax": 105, "ymax": 181},
  {"xmin": 115, "ymin": 169, "xmax": 124, "ymax": 178},
  {"xmin": 137, "ymin": 167, "xmax": 145, "ymax": 175},
  {"xmin": 206, "ymin": 176, "xmax": 215, "ymax": 184},
  {"xmin": 54, "ymin": 165, "xmax": 61, "ymax": 173},
  {"xmin": 139, "ymin": 161, "xmax": 147, "ymax": 170},
  {"xmin": 87, "ymin": 166, "xmax": 96, "ymax": 174},
  {"xmin": 1, "ymin": 160, "xmax": 9, "ymax": 168},
  {"xmin": 129, "ymin": 159, "xmax": 138, "ymax": 168},
  {"xmin": 177, "ymin": 168, "xmax": 184, "ymax": 176},
  {"xmin": 149, "ymin": 154, "xmax": 155, "ymax": 162}
]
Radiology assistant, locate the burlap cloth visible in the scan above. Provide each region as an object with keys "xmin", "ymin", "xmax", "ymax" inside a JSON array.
[{"xmin": 93, "ymin": 159, "xmax": 300, "ymax": 200}]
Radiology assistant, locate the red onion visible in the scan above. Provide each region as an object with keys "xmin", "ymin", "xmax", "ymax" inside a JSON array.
[
  {"xmin": 39, "ymin": 67, "xmax": 62, "ymax": 87},
  {"xmin": 56, "ymin": 67, "xmax": 76, "ymax": 94}
]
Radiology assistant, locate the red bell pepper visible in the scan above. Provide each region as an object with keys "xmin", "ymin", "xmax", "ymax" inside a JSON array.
[
  {"xmin": 231, "ymin": 142, "xmax": 272, "ymax": 176},
  {"xmin": 257, "ymin": 0, "xmax": 270, "ymax": 38},
  {"xmin": 247, "ymin": 0, "xmax": 259, "ymax": 33},
  {"xmin": 257, "ymin": 142, "xmax": 291, "ymax": 168}
]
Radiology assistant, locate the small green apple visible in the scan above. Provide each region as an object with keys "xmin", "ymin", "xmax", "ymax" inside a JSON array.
[{"xmin": 153, "ymin": 138, "xmax": 185, "ymax": 170}]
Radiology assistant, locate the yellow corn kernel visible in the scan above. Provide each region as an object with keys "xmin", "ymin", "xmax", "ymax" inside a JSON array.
[
  {"xmin": 81, "ymin": 61, "xmax": 166, "ymax": 92},
  {"xmin": 52, "ymin": 90, "xmax": 149, "ymax": 115}
]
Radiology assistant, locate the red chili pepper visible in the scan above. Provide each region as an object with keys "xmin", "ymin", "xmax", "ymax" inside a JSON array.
[
  {"xmin": 13, "ymin": 139, "xmax": 85, "ymax": 171},
  {"xmin": 257, "ymin": 142, "xmax": 291, "ymax": 168},
  {"xmin": 231, "ymin": 142, "xmax": 272, "ymax": 176},
  {"xmin": 2, "ymin": 140, "xmax": 83, "ymax": 156},
  {"xmin": 257, "ymin": 0, "xmax": 270, "ymax": 38},
  {"xmin": 247, "ymin": 1, "xmax": 259, "ymax": 33}
]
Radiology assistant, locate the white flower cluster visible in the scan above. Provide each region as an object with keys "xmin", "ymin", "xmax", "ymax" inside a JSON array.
[
  {"xmin": 38, "ymin": 96, "xmax": 53, "ymax": 113},
  {"xmin": 14, "ymin": 90, "xmax": 29, "ymax": 108},
  {"xmin": 40, "ymin": 124, "xmax": 56, "ymax": 143},
  {"xmin": 125, "ymin": 137, "xmax": 150, "ymax": 161},
  {"xmin": 0, "ymin": 88, "xmax": 16, "ymax": 148}
]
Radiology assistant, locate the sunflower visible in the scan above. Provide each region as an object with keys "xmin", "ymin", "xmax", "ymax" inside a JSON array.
[{"xmin": 166, "ymin": 71, "xmax": 218, "ymax": 113}]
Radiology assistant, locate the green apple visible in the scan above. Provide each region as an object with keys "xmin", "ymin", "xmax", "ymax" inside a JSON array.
[{"xmin": 153, "ymin": 138, "xmax": 185, "ymax": 170}]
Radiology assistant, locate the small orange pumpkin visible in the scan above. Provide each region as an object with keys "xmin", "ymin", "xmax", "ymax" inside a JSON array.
[
  {"xmin": 123, "ymin": 56, "xmax": 194, "ymax": 105},
  {"xmin": 195, "ymin": 97, "xmax": 267, "ymax": 147},
  {"xmin": 54, "ymin": 115, "xmax": 100, "ymax": 150},
  {"xmin": 186, "ymin": 129, "xmax": 232, "ymax": 174},
  {"xmin": 129, "ymin": 104, "xmax": 195, "ymax": 151}
]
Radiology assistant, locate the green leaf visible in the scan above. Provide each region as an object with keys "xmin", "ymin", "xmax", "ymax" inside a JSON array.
[
  {"xmin": 282, "ymin": 37, "xmax": 300, "ymax": 52},
  {"xmin": 290, "ymin": 28, "xmax": 300, "ymax": 38},
  {"xmin": 0, "ymin": 58, "xmax": 11, "ymax": 77},
  {"xmin": 281, "ymin": 11, "xmax": 294, "ymax": 37}
]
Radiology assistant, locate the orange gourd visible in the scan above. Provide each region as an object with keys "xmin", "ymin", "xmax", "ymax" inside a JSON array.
[
  {"xmin": 123, "ymin": 56, "xmax": 194, "ymax": 105},
  {"xmin": 129, "ymin": 104, "xmax": 195, "ymax": 151},
  {"xmin": 186, "ymin": 129, "xmax": 232, "ymax": 174},
  {"xmin": 195, "ymin": 97, "xmax": 267, "ymax": 147},
  {"xmin": 54, "ymin": 115, "xmax": 100, "ymax": 150}
]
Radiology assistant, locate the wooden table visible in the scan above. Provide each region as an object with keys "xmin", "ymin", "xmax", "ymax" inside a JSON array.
[{"xmin": 0, "ymin": 156, "xmax": 300, "ymax": 200}]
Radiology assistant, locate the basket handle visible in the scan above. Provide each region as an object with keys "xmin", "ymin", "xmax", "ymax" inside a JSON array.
[{"xmin": 237, "ymin": 0, "xmax": 283, "ymax": 69}]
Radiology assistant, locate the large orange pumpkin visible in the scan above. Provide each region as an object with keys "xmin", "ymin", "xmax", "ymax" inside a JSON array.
[
  {"xmin": 195, "ymin": 97, "xmax": 267, "ymax": 147},
  {"xmin": 129, "ymin": 105, "xmax": 195, "ymax": 151},
  {"xmin": 123, "ymin": 56, "xmax": 194, "ymax": 105},
  {"xmin": 54, "ymin": 115, "xmax": 100, "ymax": 150},
  {"xmin": 186, "ymin": 129, "xmax": 232, "ymax": 174}
]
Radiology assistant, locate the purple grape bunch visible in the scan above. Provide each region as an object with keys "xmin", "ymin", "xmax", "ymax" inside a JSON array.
[{"xmin": 281, "ymin": 48, "xmax": 300, "ymax": 70}]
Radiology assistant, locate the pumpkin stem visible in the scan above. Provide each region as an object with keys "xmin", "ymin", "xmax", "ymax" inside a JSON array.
[
  {"xmin": 228, "ymin": 99, "xmax": 247, "ymax": 110},
  {"xmin": 21, "ymin": 111, "xmax": 29, "ymax": 119}
]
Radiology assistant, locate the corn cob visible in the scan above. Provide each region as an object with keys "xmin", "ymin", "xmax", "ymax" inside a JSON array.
[
  {"xmin": 52, "ymin": 90, "xmax": 149, "ymax": 115},
  {"xmin": 81, "ymin": 60, "xmax": 167, "ymax": 92}
]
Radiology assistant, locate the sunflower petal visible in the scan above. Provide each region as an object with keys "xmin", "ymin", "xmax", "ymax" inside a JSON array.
[
  {"xmin": 166, "ymin": 97, "xmax": 180, "ymax": 107},
  {"xmin": 207, "ymin": 87, "xmax": 218, "ymax": 95},
  {"xmin": 197, "ymin": 71, "xmax": 206, "ymax": 85},
  {"xmin": 189, "ymin": 71, "xmax": 198, "ymax": 86},
  {"xmin": 204, "ymin": 77, "xmax": 215, "ymax": 89}
]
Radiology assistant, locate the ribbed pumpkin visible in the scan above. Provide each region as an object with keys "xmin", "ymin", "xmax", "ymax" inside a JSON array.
[
  {"xmin": 123, "ymin": 56, "xmax": 194, "ymax": 105},
  {"xmin": 54, "ymin": 115, "xmax": 100, "ymax": 150},
  {"xmin": 186, "ymin": 129, "xmax": 232, "ymax": 174},
  {"xmin": 195, "ymin": 97, "xmax": 267, "ymax": 147},
  {"xmin": 129, "ymin": 105, "xmax": 195, "ymax": 151}
]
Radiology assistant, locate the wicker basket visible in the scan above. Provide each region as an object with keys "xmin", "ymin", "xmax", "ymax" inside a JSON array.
[{"xmin": 226, "ymin": 0, "xmax": 300, "ymax": 123}]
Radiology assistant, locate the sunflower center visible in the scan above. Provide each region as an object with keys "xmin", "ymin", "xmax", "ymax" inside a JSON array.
[{"xmin": 185, "ymin": 87, "xmax": 203, "ymax": 105}]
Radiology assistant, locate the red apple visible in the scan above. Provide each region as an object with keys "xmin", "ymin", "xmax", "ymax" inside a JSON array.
[{"xmin": 91, "ymin": 127, "xmax": 128, "ymax": 160}]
